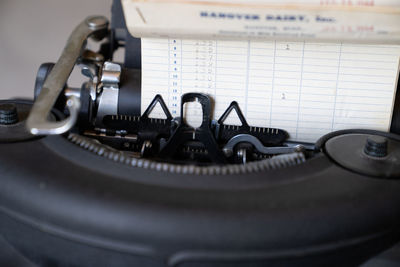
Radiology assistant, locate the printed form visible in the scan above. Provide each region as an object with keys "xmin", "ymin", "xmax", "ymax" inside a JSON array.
[{"xmin": 141, "ymin": 39, "xmax": 400, "ymax": 142}]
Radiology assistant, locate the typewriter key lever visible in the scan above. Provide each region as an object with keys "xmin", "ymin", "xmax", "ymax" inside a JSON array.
[{"xmin": 26, "ymin": 16, "xmax": 109, "ymax": 135}]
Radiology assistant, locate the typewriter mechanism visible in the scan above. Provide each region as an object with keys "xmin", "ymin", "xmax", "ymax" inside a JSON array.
[{"xmin": 1, "ymin": 1, "xmax": 400, "ymax": 267}]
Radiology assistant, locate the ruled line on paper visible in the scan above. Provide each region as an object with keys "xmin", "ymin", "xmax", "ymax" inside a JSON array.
[{"xmin": 141, "ymin": 39, "xmax": 400, "ymax": 142}]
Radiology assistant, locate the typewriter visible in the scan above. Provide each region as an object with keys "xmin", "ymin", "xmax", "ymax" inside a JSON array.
[{"xmin": 1, "ymin": 1, "xmax": 400, "ymax": 266}]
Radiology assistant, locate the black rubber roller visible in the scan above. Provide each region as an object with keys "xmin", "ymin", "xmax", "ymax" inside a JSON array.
[{"xmin": 118, "ymin": 68, "xmax": 141, "ymax": 116}]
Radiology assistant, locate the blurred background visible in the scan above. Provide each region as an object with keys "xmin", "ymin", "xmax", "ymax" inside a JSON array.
[{"xmin": 0, "ymin": 0, "xmax": 111, "ymax": 99}]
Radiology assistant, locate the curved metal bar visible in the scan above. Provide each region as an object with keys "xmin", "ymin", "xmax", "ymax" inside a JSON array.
[
  {"xmin": 29, "ymin": 96, "xmax": 81, "ymax": 135},
  {"xmin": 223, "ymin": 134, "xmax": 302, "ymax": 156},
  {"xmin": 27, "ymin": 16, "xmax": 109, "ymax": 135}
]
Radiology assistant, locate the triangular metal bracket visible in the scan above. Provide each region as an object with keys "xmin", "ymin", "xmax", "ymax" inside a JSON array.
[
  {"xmin": 217, "ymin": 101, "xmax": 249, "ymax": 127},
  {"xmin": 141, "ymin": 94, "xmax": 172, "ymax": 120}
]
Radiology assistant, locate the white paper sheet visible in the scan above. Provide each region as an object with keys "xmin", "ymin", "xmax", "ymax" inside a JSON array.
[{"xmin": 141, "ymin": 38, "xmax": 400, "ymax": 142}]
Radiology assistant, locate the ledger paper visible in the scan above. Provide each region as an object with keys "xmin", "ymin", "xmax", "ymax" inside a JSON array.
[{"xmin": 141, "ymin": 39, "xmax": 400, "ymax": 142}]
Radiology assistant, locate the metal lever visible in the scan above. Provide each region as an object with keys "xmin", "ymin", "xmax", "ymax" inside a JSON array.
[
  {"xmin": 223, "ymin": 134, "xmax": 305, "ymax": 156},
  {"xmin": 27, "ymin": 16, "xmax": 109, "ymax": 135}
]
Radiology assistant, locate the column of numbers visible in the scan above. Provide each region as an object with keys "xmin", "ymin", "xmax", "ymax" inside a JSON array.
[{"xmin": 169, "ymin": 39, "xmax": 182, "ymax": 117}]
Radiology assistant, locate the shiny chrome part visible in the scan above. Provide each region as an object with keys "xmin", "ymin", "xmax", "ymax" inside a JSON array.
[
  {"xmin": 80, "ymin": 62, "xmax": 100, "ymax": 102},
  {"xmin": 81, "ymin": 66, "xmax": 96, "ymax": 80},
  {"xmin": 64, "ymin": 87, "xmax": 81, "ymax": 99},
  {"xmin": 26, "ymin": 15, "xmax": 109, "ymax": 135},
  {"xmin": 101, "ymin": 62, "xmax": 121, "ymax": 85},
  {"xmin": 89, "ymin": 81, "xmax": 97, "ymax": 102},
  {"xmin": 283, "ymin": 141, "xmax": 315, "ymax": 151},
  {"xmin": 237, "ymin": 148, "xmax": 247, "ymax": 164},
  {"xmin": 96, "ymin": 62, "xmax": 121, "ymax": 124},
  {"xmin": 223, "ymin": 134, "xmax": 304, "ymax": 156},
  {"xmin": 85, "ymin": 16, "xmax": 108, "ymax": 30},
  {"xmin": 96, "ymin": 87, "xmax": 119, "ymax": 123},
  {"xmin": 141, "ymin": 140, "xmax": 153, "ymax": 157}
]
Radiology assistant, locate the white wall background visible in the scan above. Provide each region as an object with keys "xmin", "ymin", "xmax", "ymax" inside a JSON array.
[{"xmin": 0, "ymin": 0, "xmax": 111, "ymax": 99}]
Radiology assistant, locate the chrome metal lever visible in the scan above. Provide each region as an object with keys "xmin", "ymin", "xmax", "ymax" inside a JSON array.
[{"xmin": 27, "ymin": 15, "xmax": 109, "ymax": 135}]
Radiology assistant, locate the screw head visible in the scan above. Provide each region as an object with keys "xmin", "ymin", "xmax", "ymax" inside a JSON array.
[
  {"xmin": 364, "ymin": 135, "xmax": 388, "ymax": 158},
  {"xmin": 0, "ymin": 103, "xmax": 18, "ymax": 125},
  {"xmin": 85, "ymin": 15, "xmax": 108, "ymax": 30}
]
